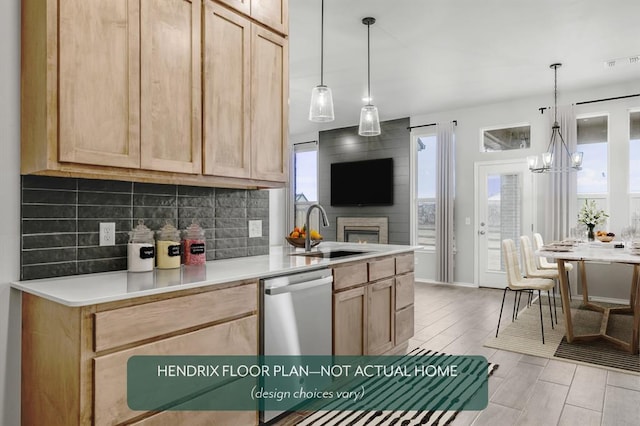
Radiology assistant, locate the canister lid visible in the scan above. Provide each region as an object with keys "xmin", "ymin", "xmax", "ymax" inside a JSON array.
[
  {"xmin": 183, "ymin": 219, "xmax": 205, "ymax": 240},
  {"xmin": 156, "ymin": 220, "xmax": 180, "ymax": 241},
  {"xmin": 129, "ymin": 219, "xmax": 154, "ymax": 244}
]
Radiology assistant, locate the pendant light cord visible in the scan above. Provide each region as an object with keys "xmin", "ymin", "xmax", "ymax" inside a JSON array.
[
  {"xmin": 320, "ymin": 0, "xmax": 324, "ymax": 86},
  {"xmin": 367, "ymin": 21, "xmax": 371, "ymax": 104},
  {"xmin": 553, "ymin": 64, "xmax": 558, "ymax": 125}
]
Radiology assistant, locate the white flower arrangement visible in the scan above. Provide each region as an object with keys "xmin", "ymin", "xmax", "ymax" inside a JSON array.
[{"xmin": 577, "ymin": 199, "xmax": 608, "ymax": 226}]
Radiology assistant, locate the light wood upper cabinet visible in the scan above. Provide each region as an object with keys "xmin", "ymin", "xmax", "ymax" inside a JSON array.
[
  {"xmin": 217, "ymin": 0, "xmax": 288, "ymax": 35},
  {"xmin": 58, "ymin": 0, "xmax": 141, "ymax": 168},
  {"xmin": 22, "ymin": 0, "xmax": 288, "ymax": 188},
  {"xmin": 203, "ymin": 2, "xmax": 252, "ymax": 178},
  {"xmin": 202, "ymin": 6, "xmax": 288, "ymax": 183},
  {"xmin": 251, "ymin": 0, "xmax": 288, "ymax": 35},
  {"xmin": 251, "ymin": 25, "xmax": 288, "ymax": 182},
  {"xmin": 140, "ymin": 0, "xmax": 202, "ymax": 174},
  {"xmin": 58, "ymin": 0, "xmax": 203, "ymax": 174}
]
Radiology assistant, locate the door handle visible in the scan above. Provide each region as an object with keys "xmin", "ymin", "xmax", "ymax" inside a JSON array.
[
  {"xmin": 265, "ymin": 276, "xmax": 333, "ymax": 295},
  {"xmin": 479, "ymin": 230, "xmax": 486, "ymax": 235}
]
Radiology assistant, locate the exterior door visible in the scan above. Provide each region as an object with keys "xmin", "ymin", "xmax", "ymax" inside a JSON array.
[{"xmin": 476, "ymin": 160, "xmax": 534, "ymax": 288}]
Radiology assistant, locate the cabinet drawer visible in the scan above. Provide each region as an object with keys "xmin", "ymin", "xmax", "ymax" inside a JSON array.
[
  {"xmin": 333, "ymin": 262, "xmax": 368, "ymax": 291},
  {"xmin": 395, "ymin": 273, "xmax": 415, "ymax": 310},
  {"xmin": 395, "ymin": 305, "xmax": 414, "ymax": 345},
  {"xmin": 395, "ymin": 252, "xmax": 415, "ymax": 274},
  {"xmin": 129, "ymin": 407, "xmax": 256, "ymax": 425},
  {"xmin": 94, "ymin": 282, "xmax": 257, "ymax": 352},
  {"xmin": 368, "ymin": 257, "xmax": 396, "ymax": 282},
  {"xmin": 94, "ymin": 315, "xmax": 257, "ymax": 426}
]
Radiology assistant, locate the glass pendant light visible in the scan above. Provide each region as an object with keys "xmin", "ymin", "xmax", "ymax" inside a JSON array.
[
  {"xmin": 358, "ymin": 17, "xmax": 381, "ymax": 136},
  {"xmin": 309, "ymin": 0, "xmax": 334, "ymax": 122}
]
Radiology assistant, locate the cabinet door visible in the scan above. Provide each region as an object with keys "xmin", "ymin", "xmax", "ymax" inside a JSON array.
[
  {"xmin": 251, "ymin": 25, "xmax": 288, "ymax": 182},
  {"xmin": 140, "ymin": 0, "xmax": 202, "ymax": 174},
  {"xmin": 251, "ymin": 0, "xmax": 288, "ymax": 34},
  {"xmin": 367, "ymin": 279, "xmax": 395, "ymax": 355},
  {"xmin": 216, "ymin": 0, "xmax": 250, "ymax": 16},
  {"xmin": 203, "ymin": 1, "xmax": 252, "ymax": 178},
  {"xmin": 58, "ymin": 0, "xmax": 140, "ymax": 168},
  {"xmin": 333, "ymin": 287, "xmax": 367, "ymax": 356},
  {"xmin": 395, "ymin": 305, "xmax": 414, "ymax": 346}
]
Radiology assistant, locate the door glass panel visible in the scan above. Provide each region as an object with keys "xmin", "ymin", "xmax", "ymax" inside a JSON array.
[{"xmin": 486, "ymin": 173, "xmax": 521, "ymax": 272}]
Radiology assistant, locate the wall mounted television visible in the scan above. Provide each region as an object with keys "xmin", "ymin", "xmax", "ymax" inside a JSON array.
[{"xmin": 330, "ymin": 158, "xmax": 394, "ymax": 206}]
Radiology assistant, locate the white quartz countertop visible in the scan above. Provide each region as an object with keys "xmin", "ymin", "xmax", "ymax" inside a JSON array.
[{"xmin": 12, "ymin": 242, "xmax": 418, "ymax": 307}]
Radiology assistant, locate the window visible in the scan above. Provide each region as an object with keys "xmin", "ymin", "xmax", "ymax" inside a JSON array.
[
  {"xmin": 629, "ymin": 111, "xmax": 640, "ymax": 192},
  {"xmin": 628, "ymin": 111, "xmax": 640, "ymax": 226},
  {"xmin": 416, "ymin": 134, "xmax": 437, "ymax": 246},
  {"xmin": 577, "ymin": 115, "xmax": 608, "ymax": 227},
  {"xmin": 481, "ymin": 124, "xmax": 531, "ymax": 152},
  {"xmin": 292, "ymin": 142, "xmax": 319, "ymax": 229}
]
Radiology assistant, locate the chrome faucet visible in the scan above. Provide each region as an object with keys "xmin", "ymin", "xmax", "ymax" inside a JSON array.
[{"xmin": 305, "ymin": 203, "xmax": 330, "ymax": 252}]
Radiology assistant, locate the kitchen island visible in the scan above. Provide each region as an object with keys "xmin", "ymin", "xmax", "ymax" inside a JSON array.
[{"xmin": 12, "ymin": 242, "xmax": 417, "ymax": 426}]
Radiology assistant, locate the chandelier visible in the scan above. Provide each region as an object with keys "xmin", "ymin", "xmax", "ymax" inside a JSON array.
[{"xmin": 528, "ymin": 63, "xmax": 583, "ymax": 173}]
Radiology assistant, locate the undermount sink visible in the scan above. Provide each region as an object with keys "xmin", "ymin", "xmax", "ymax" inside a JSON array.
[{"xmin": 290, "ymin": 249, "xmax": 370, "ymax": 259}]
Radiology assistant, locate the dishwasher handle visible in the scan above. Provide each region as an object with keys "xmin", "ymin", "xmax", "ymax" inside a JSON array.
[{"xmin": 265, "ymin": 276, "xmax": 333, "ymax": 296}]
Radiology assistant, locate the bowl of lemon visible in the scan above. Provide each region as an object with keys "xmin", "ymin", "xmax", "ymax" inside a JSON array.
[{"xmin": 286, "ymin": 227, "xmax": 323, "ymax": 248}]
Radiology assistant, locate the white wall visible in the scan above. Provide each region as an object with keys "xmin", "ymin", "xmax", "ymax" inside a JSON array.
[
  {"xmin": 0, "ymin": 0, "xmax": 22, "ymax": 424},
  {"xmin": 411, "ymin": 80, "xmax": 640, "ymax": 290}
]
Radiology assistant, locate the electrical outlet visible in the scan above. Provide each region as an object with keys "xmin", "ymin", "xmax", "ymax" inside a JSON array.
[
  {"xmin": 248, "ymin": 220, "xmax": 262, "ymax": 238},
  {"xmin": 100, "ymin": 222, "xmax": 116, "ymax": 246}
]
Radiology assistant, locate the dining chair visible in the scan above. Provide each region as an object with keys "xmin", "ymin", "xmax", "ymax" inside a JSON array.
[
  {"xmin": 533, "ymin": 232, "xmax": 573, "ymax": 302},
  {"xmin": 496, "ymin": 239, "xmax": 555, "ymax": 344},
  {"xmin": 521, "ymin": 235, "xmax": 559, "ymax": 324}
]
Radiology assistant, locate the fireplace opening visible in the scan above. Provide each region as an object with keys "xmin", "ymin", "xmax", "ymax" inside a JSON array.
[{"xmin": 337, "ymin": 217, "xmax": 388, "ymax": 244}]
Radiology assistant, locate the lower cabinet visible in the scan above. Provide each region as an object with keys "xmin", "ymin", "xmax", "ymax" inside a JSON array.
[
  {"xmin": 366, "ymin": 278, "xmax": 395, "ymax": 355},
  {"xmin": 333, "ymin": 286, "xmax": 367, "ymax": 355},
  {"xmin": 21, "ymin": 280, "xmax": 259, "ymax": 426},
  {"xmin": 94, "ymin": 316, "xmax": 257, "ymax": 425},
  {"xmin": 332, "ymin": 253, "xmax": 415, "ymax": 356}
]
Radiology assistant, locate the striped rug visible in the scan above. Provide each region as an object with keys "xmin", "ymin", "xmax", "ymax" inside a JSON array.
[{"xmin": 295, "ymin": 348, "xmax": 498, "ymax": 426}]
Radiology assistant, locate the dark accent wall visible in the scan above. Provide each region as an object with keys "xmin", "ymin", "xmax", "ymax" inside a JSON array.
[
  {"xmin": 20, "ymin": 176, "xmax": 269, "ymax": 280},
  {"xmin": 318, "ymin": 118, "xmax": 411, "ymax": 244}
]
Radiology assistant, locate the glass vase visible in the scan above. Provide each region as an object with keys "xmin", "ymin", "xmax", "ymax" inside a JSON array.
[{"xmin": 587, "ymin": 224, "xmax": 595, "ymax": 241}]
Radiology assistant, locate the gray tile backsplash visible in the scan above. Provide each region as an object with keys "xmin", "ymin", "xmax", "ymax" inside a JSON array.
[{"xmin": 21, "ymin": 175, "xmax": 270, "ymax": 280}]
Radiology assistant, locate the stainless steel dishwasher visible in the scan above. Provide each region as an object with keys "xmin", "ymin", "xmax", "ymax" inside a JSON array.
[{"xmin": 260, "ymin": 268, "xmax": 333, "ymax": 423}]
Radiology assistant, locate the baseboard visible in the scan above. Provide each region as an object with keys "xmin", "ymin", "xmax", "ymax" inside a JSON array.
[{"xmin": 414, "ymin": 278, "xmax": 478, "ymax": 288}]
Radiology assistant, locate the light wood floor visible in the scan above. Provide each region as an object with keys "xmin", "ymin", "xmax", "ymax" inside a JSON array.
[
  {"xmin": 411, "ymin": 282, "xmax": 640, "ymax": 426},
  {"xmin": 275, "ymin": 282, "xmax": 639, "ymax": 426}
]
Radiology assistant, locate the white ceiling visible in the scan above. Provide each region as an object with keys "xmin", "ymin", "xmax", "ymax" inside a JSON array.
[{"xmin": 289, "ymin": 0, "xmax": 640, "ymax": 136}]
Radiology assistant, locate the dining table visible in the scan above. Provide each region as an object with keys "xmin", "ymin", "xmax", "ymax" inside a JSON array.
[{"xmin": 537, "ymin": 242, "xmax": 640, "ymax": 354}]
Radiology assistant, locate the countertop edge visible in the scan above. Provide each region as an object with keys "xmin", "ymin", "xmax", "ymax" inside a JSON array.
[{"xmin": 12, "ymin": 244, "xmax": 419, "ymax": 307}]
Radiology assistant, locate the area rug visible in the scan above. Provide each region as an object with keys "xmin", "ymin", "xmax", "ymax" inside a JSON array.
[
  {"xmin": 484, "ymin": 297, "xmax": 640, "ymax": 374},
  {"xmin": 295, "ymin": 348, "xmax": 498, "ymax": 426}
]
